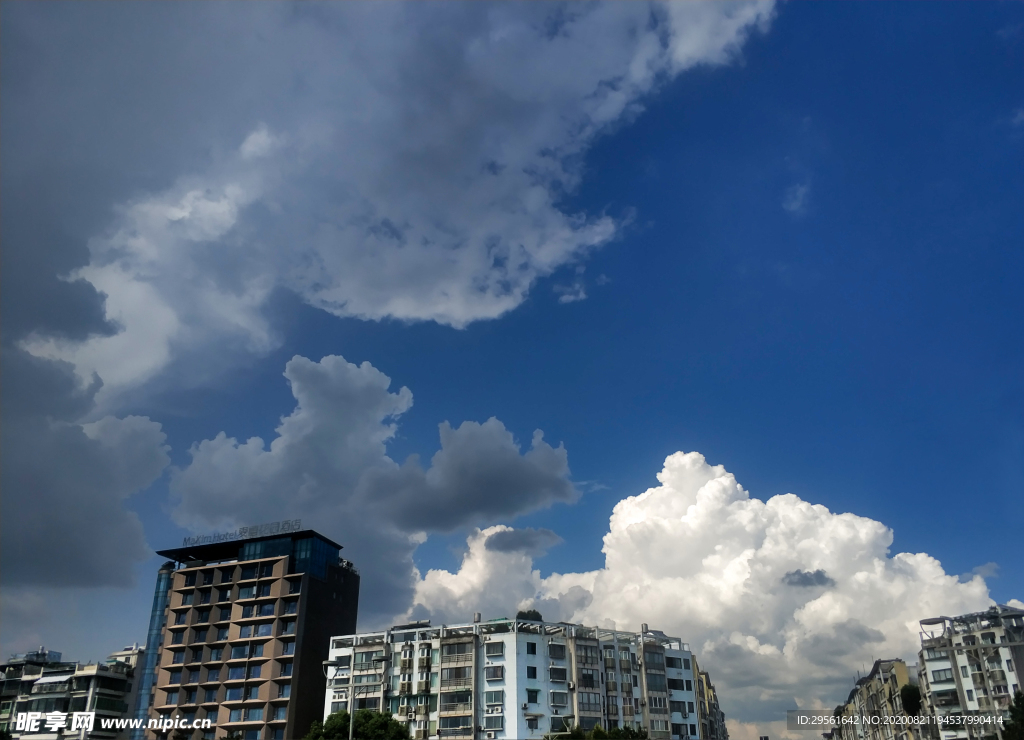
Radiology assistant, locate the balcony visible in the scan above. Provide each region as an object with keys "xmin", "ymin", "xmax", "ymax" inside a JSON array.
[
  {"xmin": 620, "ymin": 660, "xmax": 632, "ymax": 672},
  {"xmin": 401, "ymin": 659, "xmax": 414, "ymax": 672},
  {"xmin": 438, "ymin": 729, "xmax": 473, "ymax": 738},
  {"xmin": 607, "ymin": 681, "xmax": 618, "ymax": 693},
  {"xmin": 415, "ymin": 732, "xmax": 428, "ymax": 740},
  {"xmin": 440, "ymin": 678, "xmax": 471, "ymax": 689},
  {"xmin": 418, "ymin": 658, "xmax": 432, "ymax": 671},
  {"xmin": 441, "ymin": 654, "xmax": 472, "ymax": 666},
  {"xmin": 606, "ymin": 657, "xmax": 617, "ymax": 669},
  {"xmin": 440, "ymin": 703, "xmax": 472, "ymax": 715},
  {"xmin": 416, "ymin": 681, "xmax": 431, "ymax": 694},
  {"xmin": 400, "ymin": 683, "xmax": 413, "ymax": 695}
]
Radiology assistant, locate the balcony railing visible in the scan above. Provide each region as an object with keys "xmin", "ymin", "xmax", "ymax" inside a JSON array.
[
  {"xmin": 607, "ymin": 681, "xmax": 618, "ymax": 692},
  {"xmin": 440, "ymin": 703, "xmax": 472, "ymax": 714},
  {"xmin": 441, "ymin": 654, "xmax": 472, "ymax": 665},
  {"xmin": 440, "ymin": 678, "xmax": 472, "ymax": 689}
]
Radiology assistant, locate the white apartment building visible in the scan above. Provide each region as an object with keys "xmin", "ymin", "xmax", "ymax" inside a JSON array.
[
  {"xmin": 323, "ymin": 617, "xmax": 706, "ymax": 740},
  {"xmin": 917, "ymin": 604, "xmax": 1023, "ymax": 740}
]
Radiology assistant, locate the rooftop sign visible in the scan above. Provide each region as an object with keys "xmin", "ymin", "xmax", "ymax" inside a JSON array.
[{"xmin": 182, "ymin": 519, "xmax": 302, "ymax": 547}]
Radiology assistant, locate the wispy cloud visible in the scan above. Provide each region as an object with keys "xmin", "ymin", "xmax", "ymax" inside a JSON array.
[{"xmin": 783, "ymin": 183, "xmax": 810, "ymax": 214}]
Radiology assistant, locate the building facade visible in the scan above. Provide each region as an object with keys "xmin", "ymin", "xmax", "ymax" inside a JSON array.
[
  {"xmin": 1, "ymin": 645, "xmax": 144, "ymax": 740},
  {"xmin": 137, "ymin": 526, "xmax": 360, "ymax": 740},
  {"xmin": 323, "ymin": 617, "xmax": 715, "ymax": 740},
  {"xmin": 917, "ymin": 604, "xmax": 1023, "ymax": 740},
  {"xmin": 830, "ymin": 659, "xmax": 920, "ymax": 740}
]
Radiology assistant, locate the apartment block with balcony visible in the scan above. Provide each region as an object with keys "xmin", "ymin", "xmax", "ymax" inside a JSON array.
[
  {"xmin": 323, "ymin": 617, "xmax": 710, "ymax": 740},
  {"xmin": 917, "ymin": 604, "xmax": 1023, "ymax": 740},
  {"xmin": 2, "ymin": 645, "xmax": 144, "ymax": 740},
  {"xmin": 138, "ymin": 528, "xmax": 359, "ymax": 740},
  {"xmin": 829, "ymin": 659, "xmax": 920, "ymax": 740}
]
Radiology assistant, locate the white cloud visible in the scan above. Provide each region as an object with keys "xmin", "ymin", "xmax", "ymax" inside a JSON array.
[
  {"xmin": 783, "ymin": 183, "xmax": 810, "ymax": 214},
  {"xmin": 20, "ymin": 2, "xmax": 775, "ymax": 406},
  {"xmin": 405, "ymin": 451, "xmax": 993, "ymax": 722},
  {"xmin": 170, "ymin": 354, "xmax": 575, "ymax": 625},
  {"xmin": 1011, "ymin": 109, "xmax": 1024, "ymax": 127}
]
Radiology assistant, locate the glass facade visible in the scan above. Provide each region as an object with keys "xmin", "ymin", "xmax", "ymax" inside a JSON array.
[{"xmin": 132, "ymin": 562, "xmax": 173, "ymax": 739}]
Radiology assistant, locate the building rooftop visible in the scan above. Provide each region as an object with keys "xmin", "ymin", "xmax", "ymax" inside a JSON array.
[{"xmin": 156, "ymin": 527, "xmax": 342, "ymax": 564}]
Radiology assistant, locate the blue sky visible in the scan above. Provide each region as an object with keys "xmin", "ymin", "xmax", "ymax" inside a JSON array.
[{"xmin": 3, "ymin": 1, "xmax": 1022, "ymax": 732}]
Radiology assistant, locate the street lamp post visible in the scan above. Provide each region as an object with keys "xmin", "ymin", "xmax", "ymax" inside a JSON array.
[{"xmin": 325, "ymin": 656, "xmax": 389, "ymax": 740}]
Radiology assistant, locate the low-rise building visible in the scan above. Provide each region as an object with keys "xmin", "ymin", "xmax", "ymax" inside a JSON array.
[
  {"xmin": 1, "ymin": 645, "xmax": 144, "ymax": 740},
  {"xmin": 324, "ymin": 617, "xmax": 715, "ymax": 740},
  {"xmin": 830, "ymin": 659, "xmax": 920, "ymax": 740}
]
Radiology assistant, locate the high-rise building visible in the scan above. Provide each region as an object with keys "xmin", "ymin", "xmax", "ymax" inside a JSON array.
[
  {"xmin": 829, "ymin": 659, "xmax": 920, "ymax": 740},
  {"xmin": 322, "ymin": 617, "xmax": 711, "ymax": 740},
  {"xmin": 137, "ymin": 525, "xmax": 359, "ymax": 740},
  {"xmin": 917, "ymin": 604, "xmax": 1023, "ymax": 740}
]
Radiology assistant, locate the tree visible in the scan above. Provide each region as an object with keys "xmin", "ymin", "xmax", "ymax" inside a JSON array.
[
  {"xmin": 900, "ymin": 684, "xmax": 922, "ymax": 716},
  {"xmin": 1004, "ymin": 691, "xmax": 1024, "ymax": 740},
  {"xmin": 607, "ymin": 727, "xmax": 649, "ymax": 739},
  {"xmin": 517, "ymin": 609, "xmax": 543, "ymax": 621},
  {"xmin": 305, "ymin": 710, "xmax": 411, "ymax": 740},
  {"xmin": 592, "ymin": 725, "xmax": 610, "ymax": 739}
]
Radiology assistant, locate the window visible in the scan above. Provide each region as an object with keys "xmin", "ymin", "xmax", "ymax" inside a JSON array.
[
  {"xmin": 966, "ymin": 690, "xmax": 974, "ymax": 701},
  {"xmin": 668, "ymin": 679, "xmax": 686, "ymax": 691},
  {"xmin": 527, "ymin": 717, "xmax": 539, "ymax": 730},
  {"xmin": 289, "ymin": 581, "xmax": 301, "ymax": 594},
  {"xmin": 550, "ymin": 691, "xmax": 569, "ymax": 707},
  {"xmin": 187, "ymin": 670, "xmax": 200, "ymax": 684},
  {"xmin": 196, "ymin": 609, "xmax": 210, "ymax": 623},
  {"xmin": 171, "ymin": 650, "xmax": 185, "ymax": 664},
  {"xmin": 633, "ymin": 675, "xmax": 639, "ymax": 687},
  {"xmin": 651, "ymin": 720, "xmax": 669, "ymax": 732},
  {"xmin": 280, "ymin": 620, "xmax": 295, "ymax": 635},
  {"xmin": 685, "ymin": 680, "xmax": 692, "ymax": 692},
  {"xmin": 250, "ymin": 644, "xmax": 264, "ymax": 658},
  {"xmin": 526, "ymin": 642, "xmax": 537, "ymax": 655},
  {"xmin": 220, "ymin": 569, "xmax": 234, "ymax": 583},
  {"xmin": 226, "ymin": 688, "xmax": 243, "ymax": 701},
  {"xmin": 218, "ymin": 590, "xmax": 232, "ymax": 603},
  {"xmin": 171, "ymin": 633, "xmax": 185, "ymax": 646},
  {"xmin": 254, "ymin": 623, "xmax": 271, "ymax": 637},
  {"xmin": 549, "ymin": 643, "xmax": 566, "ymax": 660},
  {"xmin": 282, "ymin": 642, "xmax": 295, "ymax": 656},
  {"xmin": 484, "ymin": 716, "xmax": 504, "ymax": 730},
  {"xmin": 229, "ymin": 646, "xmax": 247, "ymax": 659},
  {"xmin": 643, "ymin": 650, "xmax": 667, "ymax": 667},
  {"xmin": 258, "ymin": 603, "xmax": 275, "ymax": 617},
  {"xmin": 691, "ymin": 724, "xmax": 698, "ymax": 736},
  {"xmin": 932, "ymin": 669, "xmax": 954, "ymax": 683},
  {"xmin": 168, "ymin": 670, "xmax": 182, "ymax": 684},
  {"xmin": 527, "ymin": 666, "xmax": 537, "ymax": 679},
  {"xmin": 165, "ymin": 690, "xmax": 179, "ymax": 705},
  {"xmin": 219, "ymin": 607, "xmax": 232, "ymax": 621},
  {"xmin": 961, "ymin": 666, "xmax": 970, "ymax": 678},
  {"xmin": 278, "ymin": 684, "xmax": 291, "ymax": 698},
  {"xmin": 671, "ymin": 701, "xmax": 687, "ymax": 716},
  {"xmin": 666, "ymin": 657, "xmax": 683, "ymax": 669},
  {"xmin": 527, "ymin": 689, "xmax": 540, "ymax": 704},
  {"xmin": 273, "ymin": 706, "xmax": 287, "ymax": 720},
  {"xmin": 331, "ymin": 702, "xmax": 348, "ymax": 714},
  {"xmin": 202, "ymin": 571, "xmax": 214, "ymax": 585},
  {"xmin": 1009, "ymin": 661, "xmax": 1015, "ymax": 673},
  {"xmin": 243, "ymin": 731, "xmax": 259, "ymax": 740},
  {"xmin": 175, "ymin": 612, "xmax": 188, "ymax": 625},
  {"xmin": 647, "ymin": 672, "xmax": 668, "ymax": 692},
  {"xmin": 279, "ymin": 662, "xmax": 293, "ymax": 677},
  {"xmin": 549, "ymin": 667, "xmax": 567, "ymax": 682},
  {"xmin": 439, "ymin": 716, "xmax": 472, "ymax": 729},
  {"xmin": 229, "ymin": 667, "xmax": 246, "ymax": 680},
  {"xmin": 241, "ymin": 565, "xmax": 258, "ymax": 580},
  {"xmin": 207, "ymin": 669, "xmax": 221, "ymax": 682},
  {"xmin": 579, "ymin": 692, "xmax": 601, "ymax": 712},
  {"xmin": 441, "ymin": 643, "xmax": 471, "ymax": 656},
  {"xmin": 229, "ymin": 708, "xmax": 243, "ymax": 722},
  {"xmin": 205, "ymin": 689, "xmax": 218, "ymax": 703},
  {"xmin": 198, "ymin": 591, "xmax": 211, "ymax": 605},
  {"xmin": 206, "ymin": 709, "xmax": 218, "ymax": 723},
  {"xmin": 580, "ymin": 669, "xmax": 598, "ymax": 688},
  {"xmin": 688, "ymin": 702, "xmax": 695, "ymax": 714},
  {"xmin": 245, "ymin": 708, "xmax": 263, "ymax": 721},
  {"xmin": 673, "ymin": 724, "xmax": 686, "ymax": 737},
  {"xmin": 485, "ymin": 642, "xmax": 504, "ymax": 657},
  {"xmin": 484, "ymin": 690, "xmax": 504, "ymax": 704},
  {"xmin": 238, "ymin": 586, "xmax": 255, "ymax": 599},
  {"xmin": 577, "ymin": 645, "xmax": 600, "ymax": 664},
  {"xmin": 194, "ymin": 630, "xmax": 208, "ymax": 644},
  {"xmin": 484, "ymin": 666, "xmax": 504, "ymax": 680},
  {"xmin": 185, "ymin": 689, "xmax": 198, "ymax": 704},
  {"xmin": 209, "ymin": 649, "xmax": 223, "ymax": 662},
  {"xmin": 258, "ymin": 584, "xmax": 272, "ymax": 597},
  {"xmin": 283, "ymin": 601, "xmax": 298, "ymax": 615},
  {"xmin": 248, "ymin": 665, "xmax": 262, "ymax": 679},
  {"xmin": 683, "ymin": 659, "xmax": 691, "ymax": 670},
  {"xmin": 184, "ymin": 574, "xmax": 197, "ymax": 587},
  {"xmin": 181, "ymin": 593, "xmax": 194, "ymax": 606},
  {"xmin": 259, "ymin": 563, "xmax": 275, "ymax": 578},
  {"xmin": 240, "ymin": 625, "xmax": 254, "ymax": 638}
]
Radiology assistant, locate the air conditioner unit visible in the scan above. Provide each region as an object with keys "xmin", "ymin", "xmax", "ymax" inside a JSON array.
[
  {"xmin": 567, "ymin": 682, "xmax": 575, "ymax": 690},
  {"xmin": 522, "ymin": 703, "xmax": 528, "ymax": 710},
  {"xmin": 485, "ymin": 733, "xmax": 496, "ymax": 739}
]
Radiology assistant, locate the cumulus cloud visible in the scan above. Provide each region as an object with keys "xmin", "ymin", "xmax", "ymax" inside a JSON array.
[
  {"xmin": 170, "ymin": 354, "xmax": 575, "ymax": 625},
  {"xmin": 404, "ymin": 451, "xmax": 993, "ymax": 722},
  {"xmin": 10, "ymin": 2, "xmax": 774, "ymax": 406}
]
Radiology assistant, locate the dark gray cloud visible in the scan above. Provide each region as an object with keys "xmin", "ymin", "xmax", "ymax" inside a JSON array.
[
  {"xmin": 782, "ymin": 568, "xmax": 836, "ymax": 588},
  {"xmin": 171, "ymin": 354, "xmax": 576, "ymax": 626},
  {"xmin": 485, "ymin": 527, "xmax": 564, "ymax": 556}
]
